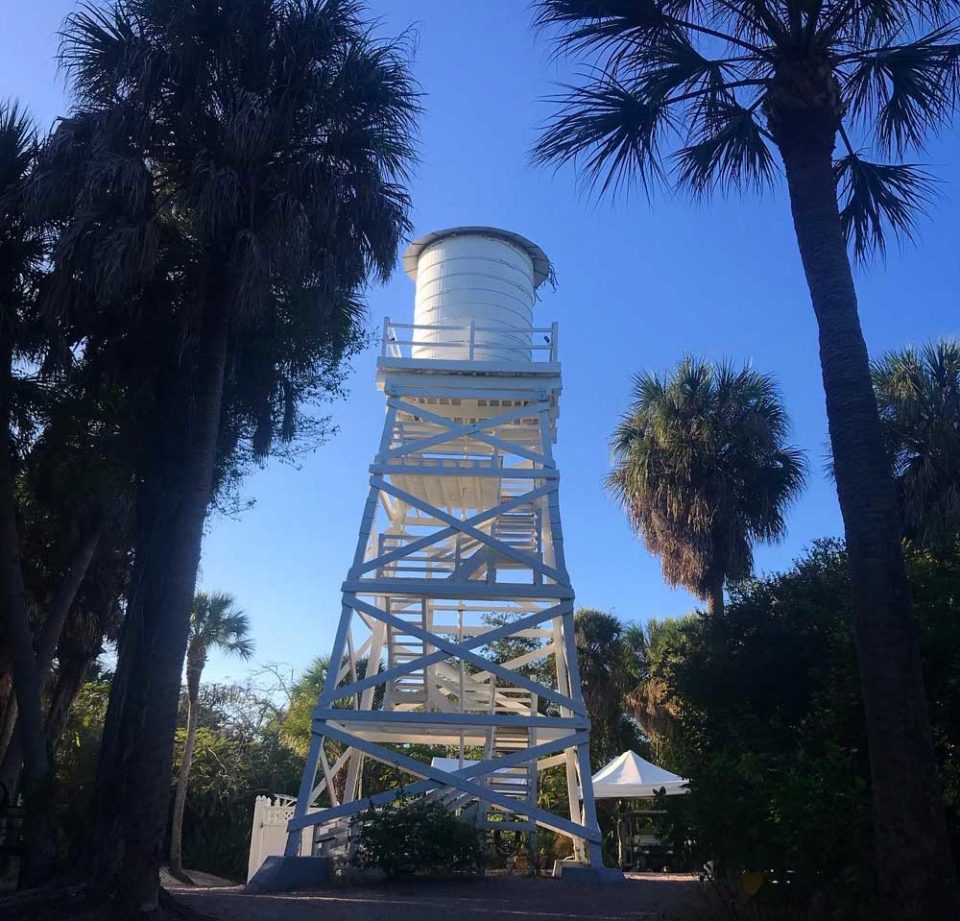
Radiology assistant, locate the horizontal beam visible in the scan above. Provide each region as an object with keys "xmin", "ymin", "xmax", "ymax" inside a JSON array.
[
  {"xmin": 373, "ymin": 464, "xmax": 558, "ymax": 480},
  {"xmin": 314, "ymin": 710, "xmax": 588, "ymax": 730},
  {"xmin": 342, "ymin": 579, "xmax": 573, "ymax": 600}
]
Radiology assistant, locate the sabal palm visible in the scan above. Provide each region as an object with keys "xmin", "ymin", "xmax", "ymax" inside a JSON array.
[
  {"xmin": 874, "ymin": 339, "xmax": 960, "ymax": 551},
  {"xmin": 608, "ymin": 358, "xmax": 805, "ymax": 615},
  {"xmin": 0, "ymin": 101, "xmax": 61, "ymax": 883},
  {"xmin": 574, "ymin": 609, "xmax": 647, "ymax": 765},
  {"xmin": 47, "ymin": 0, "xmax": 417, "ymax": 909},
  {"xmin": 533, "ymin": 3, "xmax": 959, "ymax": 914},
  {"xmin": 169, "ymin": 592, "xmax": 253, "ymax": 878}
]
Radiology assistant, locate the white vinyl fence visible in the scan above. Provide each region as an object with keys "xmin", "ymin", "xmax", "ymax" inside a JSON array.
[{"xmin": 247, "ymin": 795, "xmax": 314, "ymax": 881}]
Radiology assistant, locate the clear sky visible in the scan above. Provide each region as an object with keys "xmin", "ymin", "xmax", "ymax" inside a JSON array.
[{"xmin": 4, "ymin": 2, "xmax": 959, "ymax": 685}]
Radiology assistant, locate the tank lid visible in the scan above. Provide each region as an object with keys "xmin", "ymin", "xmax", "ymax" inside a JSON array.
[{"xmin": 403, "ymin": 226, "xmax": 552, "ymax": 288}]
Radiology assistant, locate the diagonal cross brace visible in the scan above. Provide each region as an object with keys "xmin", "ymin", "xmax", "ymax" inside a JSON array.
[
  {"xmin": 328, "ymin": 599, "xmax": 571, "ymax": 703},
  {"xmin": 371, "ymin": 478, "xmax": 566, "ymax": 584},
  {"xmin": 289, "ymin": 722, "xmax": 600, "ymax": 844},
  {"xmin": 347, "ymin": 595, "xmax": 585, "ymax": 716},
  {"xmin": 385, "ymin": 399, "xmax": 554, "ymax": 468},
  {"xmin": 288, "ymin": 729, "xmax": 589, "ymax": 834},
  {"xmin": 358, "ymin": 483, "xmax": 554, "ymax": 576}
]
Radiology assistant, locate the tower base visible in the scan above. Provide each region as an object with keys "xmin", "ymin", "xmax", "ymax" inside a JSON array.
[{"xmin": 245, "ymin": 855, "xmax": 331, "ymax": 894}]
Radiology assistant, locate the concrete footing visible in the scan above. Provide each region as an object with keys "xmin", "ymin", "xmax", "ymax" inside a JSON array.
[
  {"xmin": 552, "ymin": 861, "xmax": 626, "ymax": 884},
  {"xmin": 245, "ymin": 855, "xmax": 331, "ymax": 893}
]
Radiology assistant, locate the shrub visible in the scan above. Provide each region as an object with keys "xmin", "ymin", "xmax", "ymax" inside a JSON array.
[{"xmin": 351, "ymin": 797, "xmax": 485, "ymax": 878}]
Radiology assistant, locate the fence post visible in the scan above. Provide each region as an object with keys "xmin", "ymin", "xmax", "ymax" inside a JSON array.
[
  {"xmin": 382, "ymin": 316, "xmax": 390, "ymax": 358},
  {"xmin": 468, "ymin": 320, "xmax": 476, "ymax": 361},
  {"xmin": 550, "ymin": 321, "xmax": 559, "ymax": 362}
]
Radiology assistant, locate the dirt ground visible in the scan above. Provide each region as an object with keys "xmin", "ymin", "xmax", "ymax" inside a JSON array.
[{"xmin": 168, "ymin": 873, "xmax": 703, "ymax": 921}]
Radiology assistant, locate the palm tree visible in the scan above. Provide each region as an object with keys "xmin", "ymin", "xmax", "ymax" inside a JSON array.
[
  {"xmin": 0, "ymin": 99, "xmax": 59, "ymax": 883},
  {"xmin": 45, "ymin": 1, "xmax": 417, "ymax": 909},
  {"xmin": 624, "ymin": 618, "xmax": 687, "ymax": 762},
  {"xmin": 169, "ymin": 592, "xmax": 253, "ymax": 880},
  {"xmin": 574, "ymin": 609, "xmax": 647, "ymax": 767},
  {"xmin": 532, "ymin": 6, "xmax": 960, "ymax": 913},
  {"xmin": 608, "ymin": 358, "xmax": 805, "ymax": 615},
  {"xmin": 873, "ymin": 339, "xmax": 960, "ymax": 551}
]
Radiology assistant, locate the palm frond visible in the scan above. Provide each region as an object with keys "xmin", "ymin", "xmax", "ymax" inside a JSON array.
[
  {"xmin": 842, "ymin": 28, "xmax": 960, "ymax": 153},
  {"xmin": 834, "ymin": 152, "xmax": 935, "ymax": 261},
  {"xmin": 59, "ymin": 2, "xmax": 148, "ymax": 107},
  {"xmin": 0, "ymin": 100, "xmax": 37, "ymax": 196},
  {"xmin": 191, "ymin": 591, "xmax": 255, "ymax": 660},
  {"xmin": 872, "ymin": 337, "xmax": 960, "ymax": 550},
  {"xmin": 675, "ymin": 100, "xmax": 776, "ymax": 194},
  {"xmin": 535, "ymin": 75, "xmax": 673, "ymax": 196},
  {"xmin": 533, "ymin": 0, "xmax": 672, "ymax": 65}
]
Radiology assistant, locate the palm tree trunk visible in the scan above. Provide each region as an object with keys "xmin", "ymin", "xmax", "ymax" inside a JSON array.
[
  {"xmin": 0, "ymin": 666, "xmax": 13, "ymax": 759},
  {"xmin": 44, "ymin": 656, "xmax": 91, "ymax": 757},
  {"xmin": 0, "ymin": 522, "xmax": 104, "ymax": 806},
  {"xmin": 35, "ymin": 521, "xmax": 104, "ymax": 679},
  {"xmin": 778, "ymin": 126, "xmax": 959, "ymax": 920},
  {"xmin": 706, "ymin": 578, "xmax": 724, "ymax": 617},
  {"xmin": 168, "ymin": 656, "xmax": 203, "ymax": 879},
  {"xmin": 0, "ymin": 675, "xmax": 17, "ymax": 782},
  {"xmin": 0, "ymin": 338, "xmax": 55, "ymax": 885},
  {"xmin": 86, "ymin": 296, "xmax": 230, "ymax": 915}
]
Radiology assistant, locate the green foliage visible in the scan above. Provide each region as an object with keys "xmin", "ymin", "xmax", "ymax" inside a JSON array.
[
  {"xmin": 280, "ymin": 655, "xmax": 331, "ymax": 758},
  {"xmin": 574, "ymin": 608, "xmax": 647, "ymax": 769},
  {"xmin": 174, "ymin": 725, "xmax": 301, "ymax": 881},
  {"xmin": 53, "ymin": 677, "xmax": 112, "ymax": 848},
  {"xmin": 351, "ymin": 797, "xmax": 485, "ymax": 878},
  {"xmin": 171, "ymin": 680, "xmax": 301, "ymax": 881},
  {"xmin": 188, "ymin": 593, "xmax": 254, "ymax": 668},
  {"xmin": 873, "ymin": 338, "xmax": 960, "ymax": 551},
  {"xmin": 608, "ymin": 358, "xmax": 805, "ymax": 612},
  {"xmin": 647, "ymin": 541, "xmax": 960, "ymax": 918}
]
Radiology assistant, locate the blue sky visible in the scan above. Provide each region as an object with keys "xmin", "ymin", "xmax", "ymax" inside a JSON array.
[{"xmin": 4, "ymin": 2, "xmax": 959, "ymax": 685}]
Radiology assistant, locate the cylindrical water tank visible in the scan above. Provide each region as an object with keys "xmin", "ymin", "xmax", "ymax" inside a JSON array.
[{"xmin": 403, "ymin": 227, "xmax": 551, "ymax": 362}]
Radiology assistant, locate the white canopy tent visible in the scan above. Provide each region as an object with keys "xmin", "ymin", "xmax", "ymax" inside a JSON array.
[
  {"xmin": 591, "ymin": 751, "xmax": 689, "ymax": 871},
  {"xmin": 591, "ymin": 750, "xmax": 689, "ymax": 799}
]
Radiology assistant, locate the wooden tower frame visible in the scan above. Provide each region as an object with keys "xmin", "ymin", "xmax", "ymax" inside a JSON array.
[{"xmin": 286, "ymin": 234, "xmax": 603, "ymax": 867}]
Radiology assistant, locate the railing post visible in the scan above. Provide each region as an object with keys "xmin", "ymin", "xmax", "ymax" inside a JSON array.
[
  {"xmin": 382, "ymin": 316, "xmax": 390, "ymax": 358},
  {"xmin": 468, "ymin": 320, "xmax": 476, "ymax": 361},
  {"xmin": 550, "ymin": 321, "xmax": 559, "ymax": 362}
]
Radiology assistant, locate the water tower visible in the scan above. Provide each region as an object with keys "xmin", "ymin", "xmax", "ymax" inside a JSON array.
[{"xmin": 285, "ymin": 227, "xmax": 603, "ymax": 868}]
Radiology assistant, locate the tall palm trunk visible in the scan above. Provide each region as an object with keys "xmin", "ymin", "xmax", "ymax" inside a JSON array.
[
  {"xmin": 87, "ymin": 296, "xmax": 230, "ymax": 914},
  {"xmin": 778, "ymin": 121, "xmax": 958, "ymax": 920},
  {"xmin": 168, "ymin": 649, "xmax": 203, "ymax": 879},
  {"xmin": 0, "ymin": 338, "xmax": 55, "ymax": 884}
]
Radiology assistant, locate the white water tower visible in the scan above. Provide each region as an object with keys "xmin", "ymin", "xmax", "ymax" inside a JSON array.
[
  {"xmin": 405, "ymin": 227, "xmax": 550, "ymax": 362},
  {"xmin": 284, "ymin": 226, "xmax": 603, "ymax": 870}
]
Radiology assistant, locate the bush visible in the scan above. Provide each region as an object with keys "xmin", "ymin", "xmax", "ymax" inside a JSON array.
[
  {"xmin": 647, "ymin": 540, "xmax": 960, "ymax": 920},
  {"xmin": 351, "ymin": 797, "xmax": 485, "ymax": 878}
]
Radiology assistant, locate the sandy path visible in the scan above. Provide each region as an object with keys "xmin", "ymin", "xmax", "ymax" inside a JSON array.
[{"xmin": 170, "ymin": 874, "xmax": 701, "ymax": 921}]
